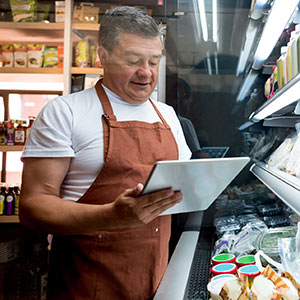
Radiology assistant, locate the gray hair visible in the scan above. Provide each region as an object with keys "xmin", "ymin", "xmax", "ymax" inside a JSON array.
[{"xmin": 99, "ymin": 6, "xmax": 162, "ymax": 54}]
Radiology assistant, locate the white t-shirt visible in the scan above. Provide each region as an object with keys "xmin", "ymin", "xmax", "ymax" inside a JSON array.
[{"xmin": 22, "ymin": 84, "xmax": 191, "ymax": 201}]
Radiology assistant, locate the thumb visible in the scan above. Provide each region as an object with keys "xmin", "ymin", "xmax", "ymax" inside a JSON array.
[{"xmin": 126, "ymin": 183, "xmax": 144, "ymax": 197}]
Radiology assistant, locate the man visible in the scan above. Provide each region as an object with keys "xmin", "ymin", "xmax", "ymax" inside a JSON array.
[{"xmin": 20, "ymin": 6, "xmax": 191, "ymax": 300}]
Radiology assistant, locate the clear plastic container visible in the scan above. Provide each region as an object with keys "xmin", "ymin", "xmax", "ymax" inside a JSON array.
[{"xmin": 256, "ymin": 226, "xmax": 297, "ymax": 262}]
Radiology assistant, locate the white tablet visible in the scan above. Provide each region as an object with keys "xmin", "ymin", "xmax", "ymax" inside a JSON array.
[{"xmin": 142, "ymin": 157, "xmax": 250, "ymax": 215}]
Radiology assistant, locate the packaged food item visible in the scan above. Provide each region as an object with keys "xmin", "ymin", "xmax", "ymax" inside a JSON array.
[
  {"xmin": 219, "ymin": 278, "xmax": 249, "ymax": 300},
  {"xmin": 57, "ymin": 45, "xmax": 63, "ymax": 68},
  {"xmin": 238, "ymin": 264, "xmax": 261, "ymax": 288},
  {"xmin": 263, "ymin": 215, "xmax": 290, "ymax": 228},
  {"xmin": 43, "ymin": 46, "xmax": 58, "ymax": 68},
  {"xmin": 2, "ymin": 44, "xmax": 13, "ymax": 67},
  {"xmin": 9, "ymin": 0, "xmax": 36, "ymax": 22},
  {"xmin": 256, "ymin": 226, "xmax": 297, "ymax": 262},
  {"xmin": 210, "ymin": 274, "xmax": 238, "ymax": 282},
  {"xmin": 212, "ymin": 253, "xmax": 236, "ymax": 265},
  {"xmin": 257, "ymin": 202, "xmax": 282, "ymax": 216},
  {"xmin": 250, "ymin": 274, "xmax": 275, "ymax": 299},
  {"xmin": 236, "ymin": 255, "xmax": 256, "ymax": 267},
  {"xmin": 74, "ymin": 40, "xmax": 89, "ymax": 68},
  {"xmin": 207, "ymin": 276, "xmax": 238, "ymax": 300},
  {"xmin": 211, "ymin": 263, "xmax": 237, "ymax": 277},
  {"xmin": 13, "ymin": 43, "xmax": 27, "ymax": 67},
  {"xmin": 27, "ymin": 43, "xmax": 44, "ymax": 68},
  {"xmin": 286, "ymin": 124, "xmax": 300, "ymax": 177},
  {"xmin": 55, "ymin": 1, "xmax": 64, "ymax": 23}
]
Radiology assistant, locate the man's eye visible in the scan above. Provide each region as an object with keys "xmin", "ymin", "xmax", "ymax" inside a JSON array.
[
  {"xmin": 128, "ymin": 61, "xmax": 139, "ymax": 65},
  {"xmin": 150, "ymin": 62, "xmax": 158, "ymax": 66}
]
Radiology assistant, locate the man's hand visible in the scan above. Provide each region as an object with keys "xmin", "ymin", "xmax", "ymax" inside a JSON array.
[{"xmin": 110, "ymin": 183, "xmax": 182, "ymax": 228}]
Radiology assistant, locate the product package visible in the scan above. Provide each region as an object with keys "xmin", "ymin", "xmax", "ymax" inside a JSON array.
[
  {"xmin": 43, "ymin": 47, "xmax": 58, "ymax": 68},
  {"xmin": 13, "ymin": 43, "xmax": 27, "ymax": 67},
  {"xmin": 2, "ymin": 44, "xmax": 13, "ymax": 67},
  {"xmin": 286, "ymin": 123, "xmax": 300, "ymax": 177},
  {"xmin": 55, "ymin": 1, "xmax": 64, "ymax": 23},
  {"xmin": 57, "ymin": 45, "xmax": 63, "ymax": 68},
  {"xmin": 74, "ymin": 39, "xmax": 89, "ymax": 68},
  {"xmin": 27, "ymin": 43, "xmax": 44, "ymax": 68},
  {"xmin": 9, "ymin": 0, "xmax": 36, "ymax": 22}
]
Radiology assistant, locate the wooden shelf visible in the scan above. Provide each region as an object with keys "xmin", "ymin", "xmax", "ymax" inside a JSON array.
[
  {"xmin": 0, "ymin": 68, "xmax": 63, "ymax": 74},
  {"xmin": 0, "ymin": 145, "xmax": 24, "ymax": 152},
  {"xmin": 72, "ymin": 67, "xmax": 103, "ymax": 75},
  {"xmin": 0, "ymin": 67, "xmax": 103, "ymax": 75},
  {"xmin": 0, "ymin": 22, "xmax": 100, "ymax": 31},
  {"xmin": 0, "ymin": 215, "xmax": 19, "ymax": 223}
]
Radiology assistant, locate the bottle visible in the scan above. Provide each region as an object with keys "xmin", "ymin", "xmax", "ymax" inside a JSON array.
[
  {"xmin": 277, "ymin": 46, "xmax": 287, "ymax": 89},
  {"xmin": 286, "ymin": 41, "xmax": 292, "ymax": 83},
  {"xmin": 14, "ymin": 119, "xmax": 26, "ymax": 145},
  {"xmin": 5, "ymin": 185, "xmax": 14, "ymax": 215},
  {"xmin": 6, "ymin": 120, "xmax": 14, "ymax": 145},
  {"xmin": 0, "ymin": 121, "xmax": 7, "ymax": 145},
  {"xmin": 290, "ymin": 30, "xmax": 299, "ymax": 79},
  {"xmin": 26, "ymin": 116, "xmax": 35, "ymax": 140},
  {"xmin": 13, "ymin": 185, "xmax": 20, "ymax": 215},
  {"xmin": 0, "ymin": 184, "xmax": 6, "ymax": 215},
  {"xmin": 268, "ymin": 66, "xmax": 278, "ymax": 99}
]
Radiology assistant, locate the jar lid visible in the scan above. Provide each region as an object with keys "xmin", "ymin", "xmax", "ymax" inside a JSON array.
[
  {"xmin": 236, "ymin": 255, "xmax": 255, "ymax": 266},
  {"xmin": 212, "ymin": 253, "xmax": 236, "ymax": 265},
  {"xmin": 238, "ymin": 265, "xmax": 261, "ymax": 278},
  {"xmin": 211, "ymin": 263, "xmax": 237, "ymax": 275},
  {"xmin": 210, "ymin": 274, "xmax": 238, "ymax": 282}
]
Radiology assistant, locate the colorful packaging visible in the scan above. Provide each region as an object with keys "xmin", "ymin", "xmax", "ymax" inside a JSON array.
[
  {"xmin": 212, "ymin": 253, "xmax": 236, "ymax": 265},
  {"xmin": 13, "ymin": 43, "xmax": 27, "ymax": 67},
  {"xmin": 58, "ymin": 45, "xmax": 64, "ymax": 68},
  {"xmin": 9, "ymin": 0, "xmax": 36, "ymax": 22},
  {"xmin": 43, "ymin": 46, "xmax": 58, "ymax": 68},
  {"xmin": 2, "ymin": 44, "xmax": 13, "ymax": 67},
  {"xmin": 55, "ymin": 1, "xmax": 65, "ymax": 23},
  {"xmin": 75, "ymin": 40, "xmax": 89, "ymax": 68},
  {"xmin": 27, "ymin": 43, "xmax": 44, "ymax": 68}
]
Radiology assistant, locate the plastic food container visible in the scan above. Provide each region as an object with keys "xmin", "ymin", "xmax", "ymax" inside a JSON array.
[
  {"xmin": 211, "ymin": 263, "xmax": 237, "ymax": 277},
  {"xmin": 256, "ymin": 226, "xmax": 297, "ymax": 262},
  {"xmin": 207, "ymin": 277, "xmax": 238, "ymax": 300},
  {"xmin": 212, "ymin": 253, "xmax": 236, "ymax": 265},
  {"xmin": 238, "ymin": 265, "xmax": 261, "ymax": 288},
  {"xmin": 236, "ymin": 255, "xmax": 255, "ymax": 267}
]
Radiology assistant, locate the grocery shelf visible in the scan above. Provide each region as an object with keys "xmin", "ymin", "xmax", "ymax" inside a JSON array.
[
  {"xmin": 0, "ymin": 22, "xmax": 99, "ymax": 31},
  {"xmin": 249, "ymin": 73, "xmax": 300, "ymax": 122},
  {"xmin": 72, "ymin": 67, "xmax": 104, "ymax": 75},
  {"xmin": 263, "ymin": 116, "xmax": 300, "ymax": 128},
  {"xmin": 0, "ymin": 67, "xmax": 103, "ymax": 75},
  {"xmin": 0, "ymin": 145, "xmax": 24, "ymax": 152},
  {"xmin": 0, "ymin": 68, "xmax": 63, "ymax": 74},
  {"xmin": 0, "ymin": 215, "xmax": 19, "ymax": 223},
  {"xmin": 250, "ymin": 162, "xmax": 300, "ymax": 215}
]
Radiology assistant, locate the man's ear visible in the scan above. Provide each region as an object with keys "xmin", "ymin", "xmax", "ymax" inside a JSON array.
[{"xmin": 98, "ymin": 46, "xmax": 108, "ymax": 66}]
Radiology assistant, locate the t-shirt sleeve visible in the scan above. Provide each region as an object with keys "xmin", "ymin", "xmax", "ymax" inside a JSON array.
[{"xmin": 22, "ymin": 96, "xmax": 75, "ymax": 158}]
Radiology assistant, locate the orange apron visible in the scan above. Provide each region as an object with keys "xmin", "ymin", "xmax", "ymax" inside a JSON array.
[{"xmin": 47, "ymin": 81, "xmax": 179, "ymax": 300}]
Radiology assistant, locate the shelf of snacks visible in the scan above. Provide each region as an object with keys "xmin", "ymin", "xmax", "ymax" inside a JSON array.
[
  {"xmin": 0, "ymin": 145, "xmax": 24, "ymax": 152},
  {"xmin": 250, "ymin": 161, "xmax": 300, "ymax": 216},
  {"xmin": 72, "ymin": 67, "xmax": 103, "ymax": 75},
  {"xmin": 0, "ymin": 215, "xmax": 19, "ymax": 223}
]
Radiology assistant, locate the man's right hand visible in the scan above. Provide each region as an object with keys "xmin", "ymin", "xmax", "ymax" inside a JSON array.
[{"xmin": 110, "ymin": 183, "xmax": 182, "ymax": 229}]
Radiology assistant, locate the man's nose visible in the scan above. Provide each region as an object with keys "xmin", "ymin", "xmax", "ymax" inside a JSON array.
[{"xmin": 137, "ymin": 63, "xmax": 152, "ymax": 77}]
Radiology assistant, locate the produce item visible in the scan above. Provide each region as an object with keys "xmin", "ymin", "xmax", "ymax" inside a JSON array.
[
  {"xmin": 27, "ymin": 43, "xmax": 44, "ymax": 68},
  {"xmin": 75, "ymin": 40, "xmax": 89, "ymax": 68},
  {"xmin": 211, "ymin": 263, "xmax": 237, "ymax": 277},
  {"xmin": 9, "ymin": 0, "xmax": 36, "ymax": 22},
  {"xmin": 212, "ymin": 253, "xmax": 236, "ymax": 265},
  {"xmin": 238, "ymin": 264, "xmax": 261, "ymax": 288},
  {"xmin": 43, "ymin": 47, "xmax": 58, "ymax": 68},
  {"xmin": 236, "ymin": 255, "xmax": 256, "ymax": 268},
  {"xmin": 13, "ymin": 43, "xmax": 27, "ymax": 67},
  {"xmin": 2, "ymin": 44, "xmax": 13, "ymax": 67},
  {"xmin": 55, "ymin": 1, "xmax": 65, "ymax": 23}
]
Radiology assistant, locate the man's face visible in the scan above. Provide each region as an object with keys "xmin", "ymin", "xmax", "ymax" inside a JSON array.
[{"xmin": 100, "ymin": 32, "xmax": 162, "ymax": 104}]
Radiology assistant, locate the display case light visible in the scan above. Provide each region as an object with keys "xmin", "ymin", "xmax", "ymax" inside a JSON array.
[
  {"xmin": 250, "ymin": 73, "xmax": 300, "ymax": 121},
  {"xmin": 252, "ymin": 0, "xmax": 299, "ymax": 70}
]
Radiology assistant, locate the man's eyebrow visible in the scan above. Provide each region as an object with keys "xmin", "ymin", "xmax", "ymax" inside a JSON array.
[{"xmin": 124, "ymin": 51, "xmax": 161, "ymax": 59}]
